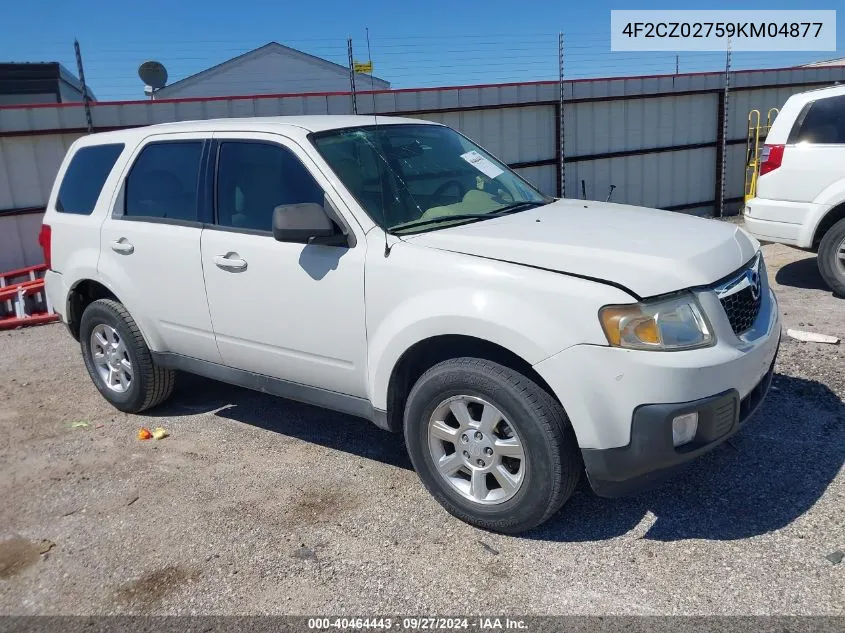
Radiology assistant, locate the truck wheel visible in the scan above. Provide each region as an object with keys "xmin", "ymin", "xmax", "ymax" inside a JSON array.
[
  {"xmin": 403, "ymin": 357, "xmax": 581, "ymax": 534},
  {"xmin": 817, "ymin": 217, "xmax": 845, "ymax": 297},
  {"xmin": 79, "ymin": 299, "xmax": 175, "ymax": 413}
]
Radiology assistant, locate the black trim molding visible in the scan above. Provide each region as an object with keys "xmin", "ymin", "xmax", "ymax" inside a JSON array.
[
  {"xmin": 151, "ymin": 351, "xmax": 391, "ymax": 431},
  {"xmin": 116, "ymin": 216, "xmax": 204, "ymax": 228}
]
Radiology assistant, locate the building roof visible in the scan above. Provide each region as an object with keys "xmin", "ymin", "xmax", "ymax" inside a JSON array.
[
  {"xmin": 801, "ymin": 57, "xmax": 845, "ymax": 67},
  {"xmin": 159, "ymin": 42, "xmax": 390, "ymax": 93},
  {"xmin": 0, "ymin": 62, "xmax": 96, "ymax": 100}
]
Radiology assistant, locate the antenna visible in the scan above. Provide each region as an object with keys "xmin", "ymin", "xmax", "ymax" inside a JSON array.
[
  {"xmin": 138, "ymin": 61, "xmax": 168, "ymax": 100},
  {"xmin": 366, "ymin": 28, "xmax": 377, "ymax": 122},
  {"xmin": 365, "ymin": 27, "xmax": 392, "ymax": 256}
]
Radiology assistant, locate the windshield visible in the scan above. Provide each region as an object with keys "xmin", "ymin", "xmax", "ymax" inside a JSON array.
[{"xmin": 310, "ymin": 124, "xmax": 551, "ymax": 234}]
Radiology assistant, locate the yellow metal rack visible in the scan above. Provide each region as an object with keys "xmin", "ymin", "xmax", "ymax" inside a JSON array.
[{"xmin": 744, "ymin": 107, "xmax": 779, "ymax": 203}]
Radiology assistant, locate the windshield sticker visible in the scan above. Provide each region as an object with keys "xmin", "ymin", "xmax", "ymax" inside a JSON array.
[{"xmin": 460, "ymin": 150, "xmax": 504, "ymax": 179}]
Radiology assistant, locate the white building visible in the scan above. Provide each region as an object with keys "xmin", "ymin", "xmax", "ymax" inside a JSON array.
[{"xmin": 153, "ymin": 42, "xmax": 390, "ymax": 99}]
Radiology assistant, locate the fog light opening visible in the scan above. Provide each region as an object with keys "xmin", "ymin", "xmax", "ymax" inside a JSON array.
[{"xmin": 672, "ymin": 412, "xmax": 699, "ymax": 447}]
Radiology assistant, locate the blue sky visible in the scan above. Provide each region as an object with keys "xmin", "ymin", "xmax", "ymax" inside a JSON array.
[{"xmin": 4, "ymin": 0, "xmax": 843, "ymax": 101}]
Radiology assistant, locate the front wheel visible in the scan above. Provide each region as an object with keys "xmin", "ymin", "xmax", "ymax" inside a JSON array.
[
  {"xmin": 403, "ymin": 358, "xmax": 581, "ymax": 534},
  {"xmin": 817, "ymin": 217, "xmax": 845, "ymax": 297}
]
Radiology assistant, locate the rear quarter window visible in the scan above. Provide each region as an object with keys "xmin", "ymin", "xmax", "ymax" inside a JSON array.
[
  {"xmin": 788, "ymin": 94, "xmax": 845, "ymax": 144},
  {"xmin": 56, "ymin": 144, "xmax": 125, "ymax": 214}
]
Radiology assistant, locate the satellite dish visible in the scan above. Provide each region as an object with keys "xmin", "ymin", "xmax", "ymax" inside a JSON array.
[{"xmin": 138, "ymin": 61, "xmax": 168, "ymax": 90}]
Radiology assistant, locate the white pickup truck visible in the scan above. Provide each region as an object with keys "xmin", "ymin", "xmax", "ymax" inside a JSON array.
[{"xmin": 42, "ymin": 116, "xmax": 780, "ymax": 533}]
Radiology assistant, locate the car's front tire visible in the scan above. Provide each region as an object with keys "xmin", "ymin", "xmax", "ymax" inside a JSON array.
[
  {"xmin": 817, "ymin": 217, "xmax": 845, "ymax": 297},
  {"xmin": 403, "ymin": 357, "xmax": 581, "ymax": 534},
  {"xmin": 79, "ymin": 299, "xmax": 175, "ymax": 413}
]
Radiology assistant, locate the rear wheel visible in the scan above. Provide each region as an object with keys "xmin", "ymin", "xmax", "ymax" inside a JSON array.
[
  {"xmin": 80, "ymin": 299, "xmax": 174, "ymax": 413},
  {"xmin": 817, "ymin": 217, "xmax": 845, "ymax": 297},
  {"xmin": 403, "ymin": 357, "xmax": 581, "ymax": 534}
]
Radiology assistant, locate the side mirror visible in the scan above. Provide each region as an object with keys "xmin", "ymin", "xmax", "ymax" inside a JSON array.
[{"xmin": 272, "ymin": 203, "xmax": 336, "ymax": 244}]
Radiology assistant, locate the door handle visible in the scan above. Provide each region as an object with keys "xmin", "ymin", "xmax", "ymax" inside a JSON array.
[
  {"xmin": 213, "ymin": 254, "xmax": 248, "ymax": 271},
  {"xmin": 111, "ymin": 239, "xmax": 134, "ymax": 255}
]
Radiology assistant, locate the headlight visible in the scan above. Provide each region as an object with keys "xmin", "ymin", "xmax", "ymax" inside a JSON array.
[{"xmin": 599, "ymin": 294, "xmax": 714, "ymax": 351}]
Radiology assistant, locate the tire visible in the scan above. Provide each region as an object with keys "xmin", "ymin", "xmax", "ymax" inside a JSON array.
[
  {"xmin": 817, "ymin": 217, "xmax": 845, "ymax": 297},
  {"xmin": 403, "ymin": 357, "xmax": 581, "ymax": 534},
  {"xmin": 79, "ymin": 299, "xmax": 175, "ymax": 413}
]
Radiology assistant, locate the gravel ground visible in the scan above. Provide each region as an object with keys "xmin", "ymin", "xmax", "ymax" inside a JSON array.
[{"xmin": 0, "ymin": 241, "xmax": 843, "ymax": 616}]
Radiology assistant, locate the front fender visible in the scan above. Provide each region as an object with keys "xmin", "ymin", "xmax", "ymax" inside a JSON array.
[
  {"xmin": 368, "ymin": 288, "xmax": 563, "ymax": 409},
  {"xmin": 363, "ymin": 235, "xmax": 633, "ymax": 411}
]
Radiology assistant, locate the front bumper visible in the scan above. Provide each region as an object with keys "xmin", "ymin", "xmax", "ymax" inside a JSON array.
[
  {"xmin": 533, "ymin": 282, "xmax": 781, "ymax": 497},
  {"xmin": 581, "ymin": 344, "xmax": 777, "ymax": 497}
]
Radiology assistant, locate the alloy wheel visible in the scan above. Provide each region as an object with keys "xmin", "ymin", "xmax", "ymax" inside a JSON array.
[
  {"xmin": 427, "ymin": 395, "xmax": 526, "ymax": 505},
  {"xmin": 90, "ymin": 323, "xmax": 133, "ymax": 393}
]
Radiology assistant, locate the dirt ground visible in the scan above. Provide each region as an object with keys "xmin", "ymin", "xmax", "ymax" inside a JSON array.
[{"xmin": 0, "ymin": 240, "xmax": 843, "ymax": 615}]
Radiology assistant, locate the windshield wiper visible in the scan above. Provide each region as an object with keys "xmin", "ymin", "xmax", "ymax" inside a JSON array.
[
  {"xmin": 492, "ymin": 201, "xmax": 547, "ymax": 215},
  {"xmin": 390, "ymin": 201, "xmax": 546, "ymax": 234},
  {"xmin": 390, "ymin": 213, "xmax": 497, "ymax": 233}
]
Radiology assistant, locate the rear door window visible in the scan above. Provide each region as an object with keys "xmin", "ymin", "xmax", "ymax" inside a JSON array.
[
  {"xmin": 56, "ymin": 144, "xmax": 124, "ymax": 214},
  {"xmin": 789, "ymin": 95, "xmax": 845, "ymax": 144},
  {"xmin": 124, "ymin": 141, "xmax": 204, "ymax": 221}
]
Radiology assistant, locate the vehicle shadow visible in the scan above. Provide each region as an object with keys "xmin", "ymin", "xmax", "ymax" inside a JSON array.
[
  {"xmin": 774, "ymin": 256, "xmax": 830, "ymax": 291},
  {"xmin": 149, "ymin": 372, "xmax": 842, "ymax": 542},
  {"xmin": 150, "ymin": 372, "xmax": 413, "ymax": 471},
  {"xmin": 528, "ymin": 372, "xmax": 844, "ymax": 542}
]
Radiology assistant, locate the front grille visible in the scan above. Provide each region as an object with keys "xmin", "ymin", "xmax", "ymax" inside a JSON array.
[
  {"xmin": 714, "ymin": 254, "xmax": 764, "ymax": 335},
  {"xmin": 720, "ymin": 285, "xmax": 762, "ymax": 334}
]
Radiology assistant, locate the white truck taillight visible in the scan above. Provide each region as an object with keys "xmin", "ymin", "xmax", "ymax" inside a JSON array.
[{"xmin": 759, "ymin": 144, "xmax": 785, "ymax": 176}]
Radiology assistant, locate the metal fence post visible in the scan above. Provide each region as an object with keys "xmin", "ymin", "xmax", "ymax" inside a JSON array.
[
  {"xmin": 718, "ymin": 37, "xmax": 732, "ymax": 217},
  {"xmin": 558, "ymin": 32, "xmax": 565, "ymax": 199},
  {"xmin": 74, "ymin": 39, "xmax": 93, "ymax": 133},
  {"xmin": 347, "ymin": 37, "xmax": 358, "ymax": 115}
]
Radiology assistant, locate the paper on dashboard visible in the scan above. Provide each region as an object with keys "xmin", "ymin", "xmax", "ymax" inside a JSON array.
[{"xmin": 460, "ymin": 150, "xmax": 503, "ymax": 179}]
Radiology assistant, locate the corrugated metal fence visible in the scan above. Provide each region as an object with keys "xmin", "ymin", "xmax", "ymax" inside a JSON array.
[{"xmin": 2, "ymin": 65, "xmax": 844, "ymax": 271}]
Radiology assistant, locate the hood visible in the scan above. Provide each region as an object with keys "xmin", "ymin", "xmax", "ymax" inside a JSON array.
[{"xmin": 405, "ymin": 199, "xmax": 759, "ymax": 298}]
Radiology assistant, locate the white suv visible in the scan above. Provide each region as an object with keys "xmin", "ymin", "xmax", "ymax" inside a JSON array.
[
  {"xmin": 42, "ymin": 116, "xmax": 780, "ymax": 533},
  {"xmin": 744, "ymin": 84, "xmax": 845, "ymax": 296}
]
